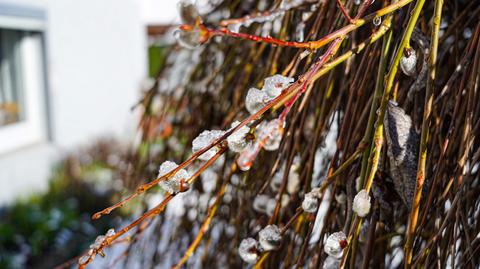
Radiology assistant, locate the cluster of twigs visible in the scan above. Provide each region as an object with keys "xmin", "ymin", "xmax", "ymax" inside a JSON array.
[{"xmin": 74, "ymin": 0, "xmax": 480, "ymax": 268}]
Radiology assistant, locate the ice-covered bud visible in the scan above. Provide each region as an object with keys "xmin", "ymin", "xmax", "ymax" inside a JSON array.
[
  {"xmin": 302, "ymin": 188, "xmax": 320, "ymax": 213},
  {"xmin": 258, "ymin": 225, "xmax": 282, "ymax": 251},
  {"xmin": 245, "ymin": 87, "xmax": 270, "ymax": 114},
  {"xmin": 237, "ymin": 143, "xmax": 258, "ymax": 171},
  {"xmin": 178, "ymin": 0, "xmax": 200, "ymax": 25},
  {"xmin": 78, "ymin": 254, "xmax": 90, "ymax": 265},
  {"xmin": 90, "ymin": 235, "xmax": 105, "ymax": 250},
  {"xmin": 353, "ymin": 189, "xmax": 371, "ymax": 217},
  {"xmin": 227, "ymin": 121, "xmax": 251, "ymax": 153},
  {"xmin": 400, "ymin": 48, "xmax": 417, "ymax": 76},
  {"xmin": 266, "ymin": 195, "xmax": 289, "ymax": 216},
  {"xmin": 253, "ymin": 194, "xmax": 270, "ymax": 213},
  {"xmin": 174, "ymin": 28, "xmax": 203, "ymax": 49},
  {"xmin": 324, "ymin": 231, "xmax": 347, "ymax": 258},
  {"xmin": 323, "ymin": 256, "xmax": 341, "ymax": 269},
  {"xmin": 238, "ymin": 238, "xmax": 259, "ymax": 264},
  {"xmin": 158, "ymin": 161, "xmax": 190, "ymax": 194},
  {"xmin": 105, "ymin": 228, "xmax": 115, "ymax": 237},
  {"xmin": 270, "ymin": 172, "xmax": 282, "ymax": 191},
  {"xmin": 263, "ymin": 74, "xmax": 294, "ymax": 98},
  {"xmin": 192, "ymin": 130, "xmax": 225, "ymax": 161},
  {"xmin": 286, "ymin": 170, "xmax": 300, "ymax": 194},
  {"xmin": 257, "ymin": 119, "xmax": 284, "ymax": 151},
  {"xmin": 335, "ymin": 191, "xmax": 347, "ymax": 205}
]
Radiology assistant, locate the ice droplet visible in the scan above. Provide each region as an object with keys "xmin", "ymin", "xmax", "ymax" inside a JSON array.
[
  {"xmin": 373, "ymin": 16, "xmax": 382, "ymax": 27},
  {"xmin": 227, "ymin": 121, "xmax": 251, "ymax": 153},
  {"xmin": 238, "ymin": 238, "xmax": 259, "ymax": 263},
  {"xmin": 258, "ymin": 225, "xmax": 282, "ymax": 251},
  {"xmin": 353, "ymin": 189, "xmax": 371, "ymax": 217},
  {"xmin": 324, "ymin": 231, "xmax": 347, "ymax": 258},
  {"xmin": 174, "ymin": 28, "xmax": 203, "ymax": 49},
  {"xmin": 158, "ymin": 161, "xmax": 190, "ymax": 194},
  {"xmin": 400, "ymin": 49, "xmax": 417, "ymax": 76},
  {"xmin": 192, "ymin": 130, "xmax": 226, "ymax": 161}
]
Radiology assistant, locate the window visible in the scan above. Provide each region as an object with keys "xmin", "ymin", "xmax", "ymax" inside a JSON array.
[{"xmin": 0, "ymin": 4, "xmax": 47, "ymax": 154}]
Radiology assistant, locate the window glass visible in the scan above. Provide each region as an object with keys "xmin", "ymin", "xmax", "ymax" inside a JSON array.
[{"xmin": 0, "ymin": 29, "xmax": 25, "ymax": 126}]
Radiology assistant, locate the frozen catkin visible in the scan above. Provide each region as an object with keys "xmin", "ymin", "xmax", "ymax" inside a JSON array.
[
  {"xmin": 302, "ymin": 188, "xmax": 321, "ymax": 213},
  {"xmin": 384, "ymin": 101, "xmax": 420, "ymax": 210},
  {"xmin": 238, "ymin": 238, "xmax": 259, "ymax": 264},
  {"xmin": 262, "ymin": 74, "xmax": 294, "ymax": 98},
  {"xmin": 324, "ymin": 231, "xmax": 347, "ymax": 259},
  {"xmin": 227, "ymin": 121, "xmax": 251, "ymax": 153},
  {"xmin": 258, "ymin": 225, "xmax": 282, "ymax": 251},
  {"xmin": 158, "ymin": 161, "xmax": 190, "ymax": 194},
  {"xmin": 192, "ymin": 130, "xmax": 225, "ymax": 161},
  {"xmin": 353, "ymin": 189, "xmax": 371, "ymax": 217},
  {"xmin": 78, "ymin": 229, "xmax": 115, "ymax": 266}
]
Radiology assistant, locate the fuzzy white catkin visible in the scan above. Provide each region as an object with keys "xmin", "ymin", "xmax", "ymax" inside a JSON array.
[
  {"xmin": 258, "ymin": 225, "xmax": 282, "ymax": 251},
  {"xmin": 238, "ymin": 238, "xmax": 259, "ymax": 264},
  {"xmin": 302, "ymin": 192, "xmax": 319, "ymax": 213},
  {"xmin": 324, "ymin": 231, "xmax": 347, "ymax": 259},
  {"xmin": 323, "ymin": 256, "xmax": 341, "ymax": 269},
  {"xmin": 400, "ymin": 49, "xmax": 417, "ymax": 76},
  {"xmin": 353, "ymin": 189, "xmax": 371, "ymax": 217}
]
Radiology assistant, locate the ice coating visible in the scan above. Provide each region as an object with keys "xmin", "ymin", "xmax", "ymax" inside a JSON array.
[
  {"xmin": 245, "ymin": 87, "xmax": 271, "ymax": 114},
  {"xmin": 302, "ymin": 191, "xmax": 319, "ymax": 213},
  {"xmin": 324, "ymin": 231, "xmax": 347, "ymax": 259},
  {"xmin": 158, "ymin": 161, "xmax": 190, "ymax": 194},
  {"xmin": 257, "ymin": 119, "xmax": 284, "ymax": 151},
  {"xmin": 192, "ymin": 130, "xmax": 226, "ymax": 161},
  {"xmin": 258, "ymin": 225, "xmax": 282, "ymax": 251},
  {"xmin": 238, "ymin": 237, "xmax": 259, "ymax": 264},
  {"xmin": 353, "ymin": 189, "xmax": 371, "ymax": 217},
  {"xmin": 262, "ymin": 74, "xmax": 294, "ymax": 98},
  {"xmin": 227, "ymin": 120, "xmax": 251, "ymax": 152}
]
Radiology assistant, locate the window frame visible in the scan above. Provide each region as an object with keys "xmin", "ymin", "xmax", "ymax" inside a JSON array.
[{"xmin": 0, "ymin": 3, "xmax": 48, "ymax": 154}]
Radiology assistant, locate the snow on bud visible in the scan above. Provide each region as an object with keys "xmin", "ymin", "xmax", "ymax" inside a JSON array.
[
  {"xmin": 257, "ymin": 119, "xmax": 284, "ymax": 151},
  {"xmin": 158, "ymin": 161, "xmax": 190, "ymax": 194},
  {"xmin": 400, "ymin": 48, "xmax": 417, "ymax": 76},
  {"xmin": 253, "ymin": 194, "xmax": 270, "ymax": 214},
  {"xmin": 227, "ymin": 120, "xmax": 251, "ymax": 152},
  {"xmin": 192, "ymin": 130, "xmax": 225, "ymax": 161},
  {"xmin": 258, "ymin": 225, "xmax": 282, "ymax": 251},
  {"xmin": 263, "ymin": 74, "xmax": 294, "ymax": 98},
  {"xmin": 353, "ymin": 189, "xmax": 371, "ymax": 217},
  {"xmin": 245, "ymin": 87, "xmax": 270, "ymax": 114},
  {"xmin": 324, "ymin": 231, "xmax": 347, "ymax": 259},
  {"xmin": 302, "ymin": 188, "xmax": 320, "ymax": 213},
  {"xmin": 238, "ymin": 238, "xmax": 259, "ymax": 264}
]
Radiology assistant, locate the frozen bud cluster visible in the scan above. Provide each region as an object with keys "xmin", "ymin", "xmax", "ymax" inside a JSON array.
[
  {"xmin": 158, "ymin": 161, "xmax": 190, "ymax": 194},
  {"xmin": 245, "ymin": 75, "xmax": 294, "ymax": 114},
  {"xmin": 192, "ymin": 130, "xmax": 225, "ymax": 161},
  {"xmin": 263, "ymin": 74, "xmax": 294, "ymax": 98},
  {"xmin": 246, "ymin": 87, "xmax": 271, "ymax": 114},
  {"xmin": 353, "ymin": 189, "xmax": 371, "ymax": 217},
  {"xmin": 259, "ymin": 225, "xmax": 282, "ymax": 251},
  {"xmin": 238, "ymin": 237, "xmax": 259, "ymax": 264},
  {"xmin": 302, "ymin": 188, "xmax": 321, "ymax": 213},
  {"xmin": 324, "ymin": 231, "xmax": 347, "ymax": 259},
  {"xmin": 253, "ymin": 194, "xmax": 270, "ymax": 214},
  {"xmin": 78, "ymin": 229, "xmax": 116, "ymax": 266},
  {"xmin": 257, "ymin": 119, "xmax": 284, "ymax": 151},
  {"xmin": 227, "ymin": 121, "xmax": 251, "ymax": 152},
  {"xmin": 400, "ymin": 48, "xmax": 417, "ymax": 76}
]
